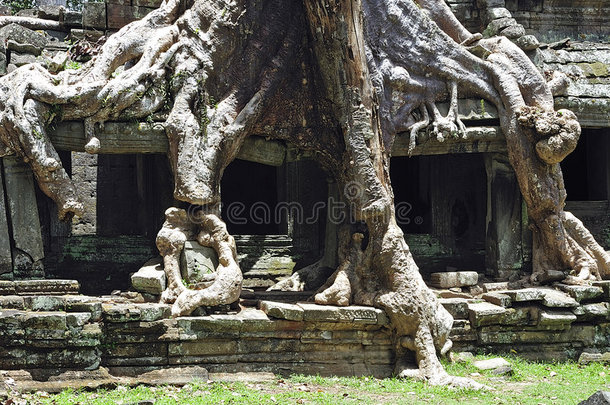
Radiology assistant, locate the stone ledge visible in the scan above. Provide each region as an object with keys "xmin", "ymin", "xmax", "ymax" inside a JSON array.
[{"xmin": 0, "ymin": 280, "xmax": 80, "ymax": 296}]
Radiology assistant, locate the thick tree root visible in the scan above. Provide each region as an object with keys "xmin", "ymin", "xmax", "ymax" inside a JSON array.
[
  {"xmin": 156, "ymin": 207, "xmax": 242, "ymax": 317},
  {"xmin": 561, "ymin": 212, "xmax": 610, "ymax": 283}
]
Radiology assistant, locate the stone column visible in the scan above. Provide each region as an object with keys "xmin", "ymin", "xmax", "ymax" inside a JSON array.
[
  {"xmin": 0, "ymin": 159, "xmax": 12, "ymax": 278},
  {"xmin": 71, "ymin": 152, "xmax": 98, "ymax": 235},
  {"xmin": 2, "ymin": 156, "xmax": 44, "ymax": 279},
  {"xmin": 485, "ymin": 153, "xmax": 524, "ymax": 280}
]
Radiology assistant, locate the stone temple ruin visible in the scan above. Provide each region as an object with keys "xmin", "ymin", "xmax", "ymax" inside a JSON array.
[{"xmin": 0, "ymin": 0, "xmax": 609, "ymax": 391}]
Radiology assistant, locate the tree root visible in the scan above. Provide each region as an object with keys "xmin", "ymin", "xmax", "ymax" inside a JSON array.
[
  {"xmin": 156, "ymin": 206, "xmax": 242, "ymax": 317},
  {"xmin": 428, "ymin": 81, "xmax": 467, "ymax": 142},
  {"xmin": 517, "ymin": 106, "xmax": 580, "ymax": 165},
  {"xmin": 267, "ymin": 260, "xmax": 335, "ymax": 292},
  {"xmin": 561, "ymin": 211, "xmax": 610, "ymax": 283}
]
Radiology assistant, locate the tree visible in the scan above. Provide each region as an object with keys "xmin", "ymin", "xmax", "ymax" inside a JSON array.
[{"xmin": 0, "ymin": 0, "xmax": 608, "ymax": 386}]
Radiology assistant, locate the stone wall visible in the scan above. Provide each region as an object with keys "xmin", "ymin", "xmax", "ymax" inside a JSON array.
[
  {"xmin": 1, "ymin": 282, "xmax": 609, "ymax": 379},
  {"xmin": 447, "ymin": 282, "xmax": 610, "ymax": 360},
  {"xmin": 0, "ymin": 290, "xmax": 396, "ymax": 377},
  {"xmin": 507, "ymin": 0, "xmax": 610, "ymax": 43}
]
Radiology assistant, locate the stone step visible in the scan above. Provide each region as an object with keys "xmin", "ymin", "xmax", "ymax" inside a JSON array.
[
  {"xmin": 429, "ymin": 271, "xmax": 478, "ymax": 289},
  {"xmin": 0, "ymin": 279, "xmax": 80, "ymax": 296},
  {"xmin": 555, "ymin": 284, "xmax": 604, "ymax": 302},
  {"xmin": 258, "ymin": 301, "xmax": 389, "ymax": 325},
  {"xmin": 251, "ymin": 290, "xmax": 314, "ymax": 303}
]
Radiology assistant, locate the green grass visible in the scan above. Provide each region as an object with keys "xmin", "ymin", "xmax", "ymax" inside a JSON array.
[{"xmin": 6, "ymin": 355, "xmax": 610, "ymax": 404}]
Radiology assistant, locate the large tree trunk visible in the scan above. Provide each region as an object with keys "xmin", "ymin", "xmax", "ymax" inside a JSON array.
[{"xmin": 0, "ymin": 0, "xmax": 607, "ymax": 385}]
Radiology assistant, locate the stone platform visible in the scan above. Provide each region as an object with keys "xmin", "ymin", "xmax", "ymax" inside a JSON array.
[
  {"xmin": 0, "ymin": 282, "xmax": 609, "ymax": 392},
  {"xmin": 0, "ymin": 295, "xmax": 395, "ymax": 381}
]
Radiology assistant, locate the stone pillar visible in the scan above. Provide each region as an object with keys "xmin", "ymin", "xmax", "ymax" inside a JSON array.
[
  {"xmin": 71, "ymin": 152, "xmax": 98, "ymax": 235},
  {"xmin": 2, "ymin": 156, "xmax": 44, "ymax": 279},
  {"xmin": 0, "ymin": 159, "xmax": 12, "ymax": 278},
  {"xmin": 485, "ymin": 153, "xmax": 524, "ymax": 280},
  {"xmin": 320, "ymin": 179, "xmax": 339, "ymax": 269}
]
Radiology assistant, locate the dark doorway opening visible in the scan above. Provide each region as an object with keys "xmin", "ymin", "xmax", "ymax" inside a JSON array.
[
  {"xmin": 221, "ymin": 159, "xmax": 281, "ymax": 235},
  {"xmin": 561, "ymin": 129, "xmax": 609, "ymax": 201}
]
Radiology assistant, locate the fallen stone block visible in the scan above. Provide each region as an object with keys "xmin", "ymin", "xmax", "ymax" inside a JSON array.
[
  {"xmin": 500, "ymin": 24, "xmax": 526, "ymax": 39},
  {"xmin": 578, "ymin": 390, "xmax": 610, "ymax": 405},
  {"xmin": 542, "ymin": 289, "xmax": 579, "ymax": 308},
  {"xmin": 485, "ymin": 17, "xmax": 517, "ymax": 36},
  {"xmin": 482, "ymin": 292, "xmax": 512, "ymax": 307},
  {"xmin": 131, "ymin": 258, "xmax": 166, "ymax": 295},
  {"xmin": 468, "ymin": 301, "xmax": 506, "ymax": 327},
  {"xmin": 450, "ymin": 351, "xmax": 474, "ymax": 363},
  {"xmin": 573, "ymin": 303, "xmax": 610, "ymax": 321},
  {"xmin": 0, "ymin": 23, "xmax": 47, "ymax": 55},
  {"xmin": 482, "ymin": 282, "xmax": 509, "ymax": 292},
  {"xmin": 501, "ymin": 288, "xmax": 546, "ymax": 302},
  {"xmin": 473, "ymin": 357, "xmax": 510, "ymax": 370},
  {"xmin": 537, "ymin": 310, "xmax": 577, "ymax": 329},
  {"xmin": 259, "ymin": 301, "xmax": 304, "ymax": 321},
  {"xmin": 514, "ymin": 34, "xmax": 540, "ymax": 51},
  {"xmin": 592, "ymin": 281, "xmax": 610, "ymax": 299},
  {"xmin": 439, "ymin": 298, "xmax": 469, "ymax": 319},
  {"xmin": 557, "ymin": 284, "xmax": 603, "ymax": 302},
  {"xmin": 491, "ymin": 365, "xmax": 514, "ymax": 376},
  {"xmin": 487, "ymin": 7, "xmax": 511, "ymax": 20},
  {"xmin": 429, "ymin": 271, "xmax": 478, "ymax": 288},
  {"xmin": 578, "ymin": 352, "xmax": 610, "ymax": 364}
]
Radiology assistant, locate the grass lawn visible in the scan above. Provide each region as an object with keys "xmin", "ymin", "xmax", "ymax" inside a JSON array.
[{"xmin": 4, "ymin": 355, "xmax": 609, "ymax": 404}]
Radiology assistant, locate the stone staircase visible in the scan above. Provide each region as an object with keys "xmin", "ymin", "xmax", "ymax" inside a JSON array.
[{"xmin": 444, "ymin": 282, "xmax": 610, "ymax": 361}]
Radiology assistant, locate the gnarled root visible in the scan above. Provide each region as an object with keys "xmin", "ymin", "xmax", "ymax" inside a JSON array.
[
  {"xmin": 313, "ymin": 231, "xmax": 365, "ymax": 306},
  {"xmin": 267, "ymin": 260, "xmax": 334, "ymax": 292},
  {"xmin": 407, "ymin": 105, "xmax": 429, "ymax": 156},
  {"xmin": 156, "ymin": 207, "xmax": 196, "ymax": 304},
  {"xmin": 373, "ymin": 224, "xmax": 483, "ymax": 388},
  {"xmin": 314, "ymin": 262, "xmax": 353, "ymax": 307},
  {"xmin": 517, "ymin": 106, "xmax": 580, "ymax": 165},
  {"xmin": 562, "ymin": 211, "xmax": 610, "ymax": 283},
  {"xmin": 405, "ymin": 81, "xmax": 465, "ymax": 155},
  {"xmin": 428, "ymin": 81, "xmax": 466, "ymax": 142},
  {"xmin": 156, "ymin": 206, "xmax": 243, "ymax": 316}
]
